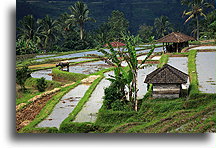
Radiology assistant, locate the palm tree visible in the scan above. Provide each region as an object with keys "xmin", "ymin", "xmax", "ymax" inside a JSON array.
[
  {"xmin": 68, "ymin": 1, "xmax": 95, "ymax": 40},
  {"xmin": 17, "ymin": 15, "xmax": 38, "ymax": 43},
  {"xmin": 154, "ymin": 16, "xmax": 173, "ymax": 39},
  {"xmin": 181, "ymin": 0, "xmax": 214, "ymax": 40},
  {"xmin": 37, "ymin": 15, "xmax": 58, "ymax": 51}
]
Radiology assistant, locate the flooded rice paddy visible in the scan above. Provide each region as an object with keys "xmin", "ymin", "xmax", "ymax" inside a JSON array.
[
  {"xmin": 31, "ymin": 69, "xmax": 53, "ymax": 81},
  {"xmin": 31, "ymin": 61, "xmax": 111, "ymax": 80},
  {"xmin": 34, "ymin": 46, "xmax": 163, "ymax": 62},
  {"xmin": 137, "ymin": 65, "xmax": 157, "ymax": 99},
  {"xmin": 36, "ymin": 84, "xmax": 91, "ymax": 128},
  {"xmin": 168, "ymin": 57, "xmax": 189, "ymax": 89},
  {"xmin": 190, "ymin": 46, "xmax": 216, "ymax": 50},
  {"xmin": 196, "ymin": 52, "xmax": 216, "ymax": 93},
  {"xmin": 73, "ymin": 71, "xmax": 113, "ymax": 123}
]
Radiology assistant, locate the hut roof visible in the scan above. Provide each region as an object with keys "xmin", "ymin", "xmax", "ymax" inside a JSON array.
[
  {"xmin": 104, "ymin": 42, "xmax": 126, "ymax": 48},
  {"xmin": 157, "ymin": 32, "xmax": 195, "ymax": 43},
  {"xmin": 144, "ymin": 64, "xmax": 188, "ymax": 84}
]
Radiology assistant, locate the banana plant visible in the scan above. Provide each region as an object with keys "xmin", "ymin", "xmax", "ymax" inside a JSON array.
[{"xmin": 98, "ymin": 35, "xmax": 155, "ymax": 111}]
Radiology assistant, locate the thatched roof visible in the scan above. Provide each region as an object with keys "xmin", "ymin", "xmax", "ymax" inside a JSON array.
[
  {"xmin": 104, "ymin": 42, "xmax": 126, "ymax": 47},
  {"xmin": 144, "ymin": 64, "xmax": 188, "ymax": 84},
  {"xmin": 157, "ymin": 32, "xmax": 195, "ymax": 43}
]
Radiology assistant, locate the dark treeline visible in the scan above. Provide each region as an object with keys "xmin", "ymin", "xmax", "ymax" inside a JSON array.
[{"xmin": 16, "ymin": 0, "xmax": 215, "ymax": 55}]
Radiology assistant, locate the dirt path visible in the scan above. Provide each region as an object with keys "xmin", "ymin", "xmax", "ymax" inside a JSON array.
[{"xmin": 16, "ymin": 93, "xmax": 55, "ymax": 132}]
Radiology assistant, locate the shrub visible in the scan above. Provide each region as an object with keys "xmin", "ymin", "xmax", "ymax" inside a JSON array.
[
  {"xmin": 104, "ymin": 82, "xmax": 125, "ymax": 109},
  {"xmin": 36, "ymin": 77, "xmax": 48, "ymax": 92},
  {"xmin": 16, "ymin": 66, "xmax": 31, "ymax": 91}
]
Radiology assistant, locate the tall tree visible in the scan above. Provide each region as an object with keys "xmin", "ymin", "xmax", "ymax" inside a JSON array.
[
  {"xmin": 68, "ymin": 1, "xmax": 95, "ymax": 40},
  {"xmin": 37, "ymin": 15, "xmax": 58, "ymax": 51},
  {"xmin": 138, "ymin": 24, "xmax": 153, "ymax": 43},
  {"xmin": 17, "ymin": 15, "xmax": 38, "ymax": 43},
  {"xmin": 154, "ymin": 16, "xmax": 173, "ymax": 39},
  {"xmin": 107, "ymin": 10, "xmax": 129, "ymax": 41},
  {"xmin": 181, "ymin": 0, "xmax": 214, "ymax": 40}
]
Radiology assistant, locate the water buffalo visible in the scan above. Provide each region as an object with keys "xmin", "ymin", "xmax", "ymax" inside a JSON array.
[{"xmin": 56, "ymin": 61, "xmax": 69, "ymax": 71}]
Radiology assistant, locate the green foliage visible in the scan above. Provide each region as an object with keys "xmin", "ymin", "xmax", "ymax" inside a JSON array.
[
  {"xmin": 68, "ymin": 1, "xmax": 95, "ymax": 40},
  {"xmin": 181, "ymin": 0, "xmax": 215, "ymax": 40},
  {"xmin": 154, "ymin": 16, "xmax": 173, "ymax": 39},
  {"xmin": 138, "ymin": 24, "xmax": 154, "ymax": 43},
  {"xmin": 107, "ymin": 10, "xmax": 129, "ymax": 41},
  {"xmin": 16, "ymin": 66, "xmax": 31, "ymax": 91},
  {"xmin": 158, "ymin": 54, "xmax": 169, "ymax": 68},
  {"xmin": 36, "ymin": 77, "xmax": 48, "ymax": 92}
]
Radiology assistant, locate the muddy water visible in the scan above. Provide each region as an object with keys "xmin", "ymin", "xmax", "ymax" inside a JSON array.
[
  {"xmin": 31, "ymin": 69, "xmax": 52, "ymax": 80},
  {"xmin": 36, "ymin": 84, "xmax": 91, "ymax": 128},
  {"xmin": 196, "ymin": 52, "xmax": 216, "ymax": 93},
  {"xmin": 168, "ymin": 57, "xmax": 189, "ymax": 89},
  {"xmin": 73, "ymin": 71, "xmax": 113, "ymax": 123}
]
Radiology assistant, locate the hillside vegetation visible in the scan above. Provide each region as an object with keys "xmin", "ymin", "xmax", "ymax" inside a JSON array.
[{"xmin": 17, "ymin": 0, "xmax": 187, "ymax": 33}]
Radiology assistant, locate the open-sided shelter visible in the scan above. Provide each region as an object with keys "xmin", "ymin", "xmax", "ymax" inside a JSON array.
[
  {"xmin": 144, "ymin": 64, "xmax": 188, "ymax": 99},
  {"xmin": 157, "ymin": 32, "xmax": 195, "ymax": 53}
]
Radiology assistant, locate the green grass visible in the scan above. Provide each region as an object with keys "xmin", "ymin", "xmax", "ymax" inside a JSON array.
[
  {"xmin": 52, "ymin": 67, "xmax": 87, "ymax": 82},
  {"xmin": 188, "ymin": 50, "xmax": 199, "ymax": 97},
  {"xmin": 158, "ymin": 54, "xmax": 169, "ymax": 68}
]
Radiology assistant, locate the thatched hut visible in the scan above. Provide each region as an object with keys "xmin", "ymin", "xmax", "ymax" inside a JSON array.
[
  {"xmin": 144, "ymin": 64, "xmax": 188, "ymax": 99},
  {"xmin": 157, "ymin": 32, "xmax": 195, "ymax": 53}
]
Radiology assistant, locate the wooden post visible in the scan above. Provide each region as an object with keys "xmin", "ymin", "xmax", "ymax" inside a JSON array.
[
  {"xmin": 163, "ymin": 42, "xmax": 164, "ymax": 53},
  {"xmin": 177, "ymin": 43, "xmax": 179, "ymax": 53}
]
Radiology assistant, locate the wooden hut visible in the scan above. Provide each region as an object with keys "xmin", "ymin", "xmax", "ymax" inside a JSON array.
[
  {"xmin": 157, "ymin": 32, "xmax": 195, "ymax": 53},
  {"xmin": 144, "ymin": 64, "xmax": 188, "ymax": 99}
]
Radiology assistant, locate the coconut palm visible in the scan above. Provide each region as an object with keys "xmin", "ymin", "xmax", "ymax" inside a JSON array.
[
  {"xmin": 68, "ymin": 1, "xmax": 95, "ymax": 40},
  {"xmin": 37, "ymin": 15, "xmax": 58, "ymax": 51},
  {"xmin": 181, "ymin": 0, "xmax": 214, "ymax": 40},
  {"xmin": 17, "ymin": 15, "xmax": 38, "ymax": 43},
  {"xmin": 154, "ymin": 16, "xmax": 173, "ymax": 39}
]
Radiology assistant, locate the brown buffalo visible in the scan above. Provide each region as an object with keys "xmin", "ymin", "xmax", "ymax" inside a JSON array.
[{"xmin": 56, "ymin": 61, "xmax": 69, "ymax": 71}]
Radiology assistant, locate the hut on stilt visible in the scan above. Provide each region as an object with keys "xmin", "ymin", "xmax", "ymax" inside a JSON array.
[{"xmin": 157, "ymin": 32, "xmax": 195, "ymax": 53}]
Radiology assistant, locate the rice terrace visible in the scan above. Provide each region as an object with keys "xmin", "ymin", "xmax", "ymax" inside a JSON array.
[{"xmin": 16, "ymin": 0, "xmax": 216, "ymax": 133}]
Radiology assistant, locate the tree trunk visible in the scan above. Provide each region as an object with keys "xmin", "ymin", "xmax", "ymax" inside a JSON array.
[
  {"xmin": 80, "ymin": 24, "xmax": 84, "ymax": 40},
  {"xmin": 133, "ymin": 70, "xmax": 138, "ymax": 111},
  {"xmin": 196, "ymin": 15, "xmax": 199, "ymax": 40}
]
